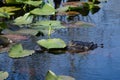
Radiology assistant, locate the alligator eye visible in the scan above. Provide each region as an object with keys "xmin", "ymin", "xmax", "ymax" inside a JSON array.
[{"xmin": 84, "ymin": 46, "xmax": 89, "ymax": 51}]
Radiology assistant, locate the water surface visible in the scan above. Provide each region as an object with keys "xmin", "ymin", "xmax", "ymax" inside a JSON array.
[{"xmin": 0, "ymin": 0, "xmax": 120, "ymax": 80}]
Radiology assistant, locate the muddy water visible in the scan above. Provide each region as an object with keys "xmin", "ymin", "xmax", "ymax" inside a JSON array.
[{"xmin": 0, "ymin": 0, "xmax": 120, "ymax": 80}]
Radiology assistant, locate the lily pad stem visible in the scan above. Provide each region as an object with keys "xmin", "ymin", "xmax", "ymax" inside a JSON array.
[{"xmin": 48, "ymin": 23, "xmax": 52, "ymax": 38}]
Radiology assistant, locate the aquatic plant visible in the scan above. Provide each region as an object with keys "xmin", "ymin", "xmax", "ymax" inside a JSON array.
[
  {"xmin": 0, "ymin": 71, "xmax": 9, "ymax": 80},
  {"xmin": 0, "ymin": 0, "xmax": 103, "ymax": 57},
  {"xmin": 45, "ymin": 70, "xmax": 75, "ymax": 80}
]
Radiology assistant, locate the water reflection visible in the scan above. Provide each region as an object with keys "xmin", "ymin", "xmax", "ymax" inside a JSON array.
[{"xmin": 1, "ymin": 0, "xmax": 120, "ymax": 80}]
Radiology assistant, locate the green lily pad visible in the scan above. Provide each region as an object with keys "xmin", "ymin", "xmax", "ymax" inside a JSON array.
[
  {"xmin": 9, "ymin": 44, "xmax": 34, "ymax": 58},
  {"xmin": 5, "ymin": 0, "xmax": 18, "ymax": 4},
  {"xmin": 0, "ymin": 6, "xmax": 21, "ymax": 18},
  {"xmin": 56, "ymin": 6, "xmax": 70, "ymax": 12},
  {"xmin": 45, "ymin": 70, "xmax": 58, "ymax": 80},
  {"xmin": 30, "ymin": 3, "xmax": 55, "ymax": 15},
  {"xmin": 0, "ymin": 12, "xmax": 10, "ymax": 18},
  {"xmin": 0, "ymin": 71, "xmax": 9, "ymax": 80},
  {"xmin": 16, "ymin": 0, "xmax": 28, "ymax": 2},
  {"xmin": 58, "ymin": 75, "xmax": 75, "ymax": 80},
  {"xmin": 45, "ymin": 70, "xmax": 75, "ymax": 80},
  {"xmin": 32, "ymin": 20, "xmax": 65, "ymax": 29},
  {"xmin": 23, "ymin": 1, "xmax": 42, "ymax": 7},
  {"xmin": 0, "ymin": 6, "xmax": 21, "ymax": 13},
  {"xmin": 14, "ymin": 13, "xmax": 33, "ymax": 25},
  {"xmin": 37, "ymin": 38, "xmax": 66, "ymax": 49}
]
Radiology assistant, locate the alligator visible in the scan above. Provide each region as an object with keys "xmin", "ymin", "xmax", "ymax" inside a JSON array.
[
  {"xmin": 0, "ymin": 35, "xmax": 103, "ymax": 53},
  {"xmin": 35, "ymin": 40, "xmax": 103, "ymax": 53},
  {"xmin": 67, "ymin": 40, "xmax": 98, "ymax": 53}
]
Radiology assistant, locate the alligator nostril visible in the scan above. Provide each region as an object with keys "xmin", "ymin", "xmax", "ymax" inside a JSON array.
[{"xmin": 100, "ymin": 44, "xmax": 104, "ymax": 48}]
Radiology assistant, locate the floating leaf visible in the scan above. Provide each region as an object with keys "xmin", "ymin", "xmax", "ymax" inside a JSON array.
[
  {"xmin": 62, "ymin": 2, "xmax": 84, "ymax": 7},
  {"xmin": 48, "ymin": 0, "xmax": 54, "ymax": 7},
  {"xmin": 56, "ymin": 6, "xmax": 70, "ymax": 12},
  {"xmin": 0, "ymin": 6, "xmax": 21, "ymax": 13},
  {"xmin": 23, "ymin": 1, "xmax": 42, "ymax": 7},
  {"xmin": 37, "ymin": 38, "xmax": 66, "ymax": 49},
  {"xmin": 0, "ymin": 6, "xmax": 21, "ymax": 18},
  {"xmin": 5, "ymin": 0, "xmax": 19, "ymax": 4},
  {"xmin": 0, "ymin": 71, "xmax": 9, "ymax": 80},
  {"xmin": 9, "ymin": 43, "xmax": 34, "ymax": 58},
  {"xmin": 45, "ymin": 70, "xmax": 58, "ymax": 80},
  {"xmin": 45, "ymin": 70, "xmax": 75, "ymax": 80},
  {"xmin": 1, "ymin": 34, "xmax": 28, "ymax": 42},
  {"xmin": 62, "ymin": 21, "xmax": 95, "ymax": 27},
  {"xmin": 32, "ymin": 20, "xmax": 65, "ymax": 29},
  {"xmin": 16, "ymin": 0, "xmax": 28, "ymax": 3},
  {"xmin": 14, "ymin": 13, "xmax": 33, "ymax": 25},
  {"xmin": 31, "ymin": 28, "xmax": 54, "ymax": 35},
  {"xmin": 69, "ymin": 2, "xmax": 90, "ymax": 16},
  {"xmin": 0, "ymin": 12, "xmax": 10, "ymax": 18},
  {"xmin": 30, "ymin": 3, "xmax": 55, "ymax": 15},
  {"xmin": 58, "ymin": 75, "xmax": 75, "ymax": 80},
  {"xmin": 57, "ymin": 2, "xmax": 89, "ymax": 16},
  {"xmin": 2, "ymin": 29, "xmax": 39, "ymax": 35},
  {"xmin": 57, "ymin": 1, "xmax": 100, "ymax": 16}
]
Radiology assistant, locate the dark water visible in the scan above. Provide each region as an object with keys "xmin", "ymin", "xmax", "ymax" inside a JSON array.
[{"xmin": 1, "ymin": 0, "xmax": 120, "ymax": 80}]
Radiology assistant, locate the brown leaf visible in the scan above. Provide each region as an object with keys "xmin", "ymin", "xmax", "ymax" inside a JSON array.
[
  {"xmin": 62, "ymin": 1, "xmax": 84, "ymax": 7},
  {"xmin": 61, "ymin": 21, "xmax": 95, "ymax": 27},
  {"xmin": 56, "ymin": 11, "xmax": 79, "ymax": 16},
  {"xmin": 1, "ymin": 34, "xmax": 28, "ymax": 42}
]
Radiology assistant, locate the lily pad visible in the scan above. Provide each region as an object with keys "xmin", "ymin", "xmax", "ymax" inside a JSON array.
[
  {"xmin": 0, "ymin": 71, "xmax": 9, "ymax": 80},
  {"xmin": 0, "ymin": 6, "xmax": 21, "ymax": 18},
  {"xmin": 45, "ymin": 70, "xmax": 75, "ymax": 80},
  {"xmin": 0, "ymin": 6, "xmax": 21, "ymax": 13},
  {"xmin": 0, "ymin": 12, "xmax": 10, "ymax": 18},
  {"xmin": 6, "ymin": 0, "xmax": 18, "ymax": 4},
  {"xmin": 45, "ymin": 70, "xmax": 58, "ymax": 80},
  {"xmin": 37, "ymin": 38, "xmax": 66, "ymax": 49},
  {"xmin": 16, "ymin": 0, "xmax": 28, "ymax": 2},
  {"xmin": 9, "ymin": 44, "xmax": 34, "ymax": 58},
  {"xmin": 30, "ymin": 3, "xmax": 55, "ymax": 15},
  {"xmin": 2, "ymin": 28, "xmax": 39, "ymax": 36},
  {"xmin": 23, "ymin": 1, "xmax": 42, "ymax": 7},
  {"xmin": 32, "ymin": 20, "xmax": 65, "ymax": 29},
  {"xmin": 1, "ymin": 34, "xmax": 28, "ymax": 42},
  {"xmin": 62, "ymin": 21, "xmax": 95, "ymax": 27},
  {"xmin": 14, "ymin": 13, "xmax": 33, "ymax": 25},
  {"xmin": 58, "ymin": 75, "xmax": 75, "ymax": 80},
  {"xmin": 56, "ymin": 6, "xmax": 70, "ymax": 12}
]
